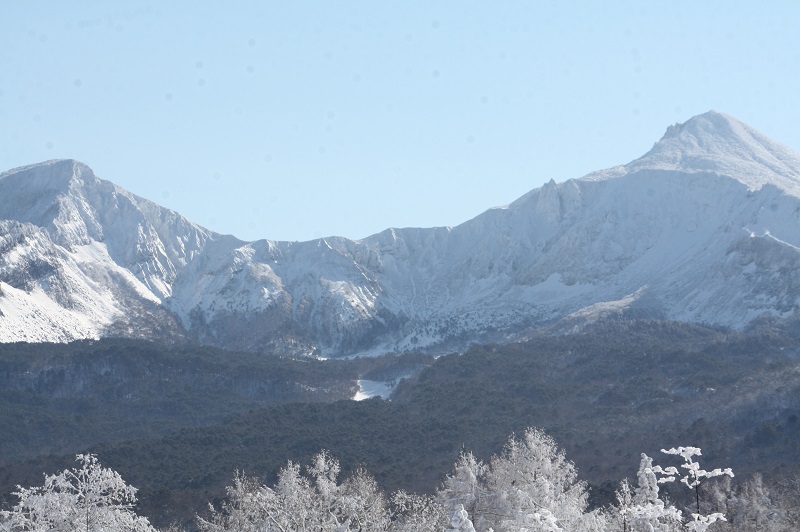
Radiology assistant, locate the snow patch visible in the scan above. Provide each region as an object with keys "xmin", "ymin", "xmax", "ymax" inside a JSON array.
[
  {"xmin": 0, "ymin": 282, "xmax": 101, "ymax": 342},
  {"xmin": 353, "ymin": 379, "xmax": 394, "ymax": 401},
  {"xmin": 566, "ymin": 287, "xmax": 648, "ymax": 322}
]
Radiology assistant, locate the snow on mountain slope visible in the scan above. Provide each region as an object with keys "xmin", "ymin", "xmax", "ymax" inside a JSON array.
[
  {"xmin": 0, "ymin": 160, "xmax": 210, "ymax": 342},
  {"xmin": 2, "ymin": 111, "xmax": 800, "ymax": 355},
  {"xmin": 584, "ymin": 110, "xmax": 800, "ymax": 194},
  {"xmin": 0, "ymin": 160, "xmax": 216, "ymax": 297},
  {"xmin": 360, "ymin": 111, "xmax": 800, "ymax": 350}
]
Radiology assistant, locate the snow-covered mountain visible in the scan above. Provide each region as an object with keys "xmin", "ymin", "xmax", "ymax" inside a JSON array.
[{"xmin": 2, "ymin": 111, "xmax": 800, "ymax": 356}]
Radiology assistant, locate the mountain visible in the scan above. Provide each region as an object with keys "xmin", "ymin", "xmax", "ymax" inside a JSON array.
[{"xmin": 2, "ymin": 111, "xmax": 800, "ymax": 356}]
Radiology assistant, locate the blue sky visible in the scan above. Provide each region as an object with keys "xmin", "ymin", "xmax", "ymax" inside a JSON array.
[{"xmin": 2, "ymin": 1, "xmax": 799, "ymax": 242}]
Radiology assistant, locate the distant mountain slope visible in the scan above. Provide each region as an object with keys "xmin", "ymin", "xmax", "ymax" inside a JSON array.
[{"xmin": 2, "ymin": 111, "xmax": 800, "ymax": 355}]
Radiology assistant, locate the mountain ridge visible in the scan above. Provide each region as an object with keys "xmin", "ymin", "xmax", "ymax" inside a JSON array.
[{"xmin": 2, "ymin": 111, "xmax": 800, "ymax": 355}]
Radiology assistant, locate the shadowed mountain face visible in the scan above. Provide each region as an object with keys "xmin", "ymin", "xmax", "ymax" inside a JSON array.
[{"xmin": 2, "ymin": 112, "xmax": 800, "ymax": 356}]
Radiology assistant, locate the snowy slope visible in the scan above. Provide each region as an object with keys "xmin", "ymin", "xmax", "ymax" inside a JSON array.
[
  {"xmin": 2, "ymin": 111, "xmax": 800, "ymax": 355},
  {"xmin": 0, "ymin": 160, "xmax": 210, "ymax": 343}
]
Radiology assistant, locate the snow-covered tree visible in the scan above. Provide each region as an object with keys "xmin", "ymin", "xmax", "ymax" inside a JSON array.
[
  {"xmin": 389, "ymin": 490, "xmax": 448, "ymax": 531},
  {"xmin": 611, "ymin": 446, "xmax": 734, "ymax": 532},
  {"xmin": 198, "ymin": 451, "xmax": 392, "ymax": 531},
  {"xmin": 658, "ymin": 446, "xmax": 733, "ymax": 532},
  {"xmin": 0, "ymin": 454, "xmax": 155, "ymax": 532},
  {"xmin": 482, "ymin": 428, "xmax": 606, "ymax": 531},
  {"xmin": 612, "ymin": 454, "xmax": 682, "ymax": 531},
  {"xmin": 703, "ymin": 474, "xmax": 787, "ymax": 531},
  {"xmin": 438, "ymin": 451, "xmax": 484, "ymax": 530},
  {"xmin": 611, "ymin": 478, "xmax": 635, "ymax": 532},
  {"xmin": 337, "ymin": 467, "xmax": 391, "ymax": 531},
  {"xmin": 195, "ymin": 472, "xmax": 267, "ymax": 532},
  {"xmin": 438, "ymin": 428, "xmax": 605, "ymax": 531}
]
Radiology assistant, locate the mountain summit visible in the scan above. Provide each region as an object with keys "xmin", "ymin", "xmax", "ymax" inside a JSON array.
[
  {"xmin": 2, "ymin": 112, "xmax": 800, "ymax": 355},
  {"xmin": 586, "ymin": 111, "xmax": 800, "ymax": 195}
]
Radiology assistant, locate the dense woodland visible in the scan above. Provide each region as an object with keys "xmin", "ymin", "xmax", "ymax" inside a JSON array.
[{"xmin": 1, "ymin": 319, "xmax": 799, "ymax": 530}]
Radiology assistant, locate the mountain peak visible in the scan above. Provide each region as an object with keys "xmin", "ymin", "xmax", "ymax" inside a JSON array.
[
  {"xmin": 651, "ymin": 110, "xmax": 764, "ymax": 157},
  {"xmin": 583, "ymin": 111, "xmax": 800, "ymax": 195},
  {"xmin": 663, "ymin": 109, "xmax": 738, "ymax": 134},
  {"xmin": 0, "ymin": 159, "xmax": 108, "ymax": 231},
  {"xmin": 0, "ymin": 159, "xmax": 99, "ymax": 194},
  {"xmin": 635, "ymin": 111, "xmax": 800, "ymax": 193},
  {"xmin": 0, "ymin": 158, "xmax": 86, "ymax": 177}
]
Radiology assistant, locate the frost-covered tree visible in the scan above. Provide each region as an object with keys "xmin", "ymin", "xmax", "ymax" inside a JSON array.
[
  {"xmin": 703, "ymin": 474, "xmax": 786, "ymax": 531},
  {"xmin": 198, "ymin": 451, "xmax": 393, "ymax": 531},
  {"xmin": 199, "ymin": 450, "xmax": 452, "ymax": 532},
  {"xmin": 482, "ymin": 428, "xmax": 606, "ymax": 531},
  {"xmin": 194, "ymin": 472, "xmax": 271, "ymax": 532},
  {"xmin": 438, "ymin": 451, "xmax": 484, "ymax": 530},
  {"xmin": 612, "ymin": 478, "xmax": 635, "ymax": 532},
  {"xmin": 0, "ymin": 454, "xmax": 155, "ymax": 532},
  {"xmin": 611, "ymin": 446, "xmax": 734, "ymax": 532},
  {"xmin": 658, "ymin": 446, "xmax": 733, "ymax": 532},
  {"xmin": 612, "ymin": 454, "xmax": 682, "ymax": 532},
  {"xmin": 337, "ymin": 467, "xmax": 391, "ymax": 531},
  {"xmin": 390, "ymin": 490, "xmax": 448, "ymax": 531},
  {"xmin": 438, "ymin": 428, "xmax": 605, "ymax": 531}
]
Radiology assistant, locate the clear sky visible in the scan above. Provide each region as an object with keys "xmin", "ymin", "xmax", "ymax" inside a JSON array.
[{"xmin": 2, "ymin": 1, "xmax": 799, "ymax": 242}]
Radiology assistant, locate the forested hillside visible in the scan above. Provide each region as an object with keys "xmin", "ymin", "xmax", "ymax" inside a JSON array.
[
  {"xmin": 2, "ymin": 319, "xmax": 799, "ymax": 529},
  {"xmin": 0, "ymin": 339, "xmax": 431, "ymax": 463}
]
